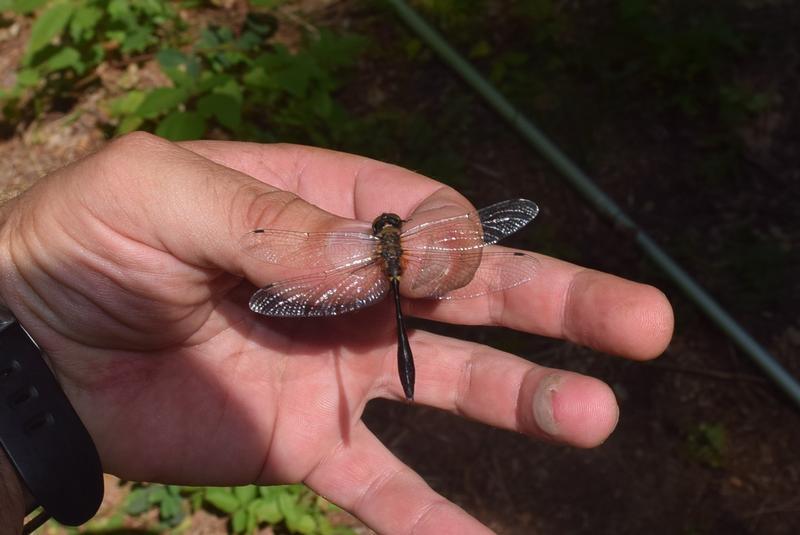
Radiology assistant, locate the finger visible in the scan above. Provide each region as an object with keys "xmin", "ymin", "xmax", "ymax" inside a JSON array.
[
  {"xmin": 304, "ymin": 422, "xmax": 492, "ymax": 535},
  {"xmin": 380, "ymin": 330, "xmax": 618, "ymax": 448},
  {"xmin": 405, "ymin": 251, "xmax": 674, "ymax": 360},
  {"xmin": 176, "ymin": 141, "xmax": 673, "ymax": 359},
  {"xmin": 177, "ymin": 140, "xmax": 474, "ymax": 222}
]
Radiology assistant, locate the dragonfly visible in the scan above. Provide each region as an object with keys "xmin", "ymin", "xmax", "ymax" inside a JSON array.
[{"xmin": 240, "ymin": 198, "xmax": 540, "ymax": 401}]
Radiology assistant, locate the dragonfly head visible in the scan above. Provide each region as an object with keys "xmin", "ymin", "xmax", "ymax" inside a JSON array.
[{"xmin": 371, "ymin": 213, "xmax": 403, "ymax": 235}]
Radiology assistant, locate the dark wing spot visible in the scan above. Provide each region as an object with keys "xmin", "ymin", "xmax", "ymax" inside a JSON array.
[
  {"xmin": 253, "ymin": 229, "xmax": 265, "ymax": 234},
  {"xmin": 513, "ymin": 252, "xmax": 525, "ymax": 256}
]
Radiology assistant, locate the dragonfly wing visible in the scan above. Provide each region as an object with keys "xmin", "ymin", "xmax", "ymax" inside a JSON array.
[
  {"xmin": 240, "ymin": 228, "xmax": 377, "ymax": 271},
  {"xmin": 402, "ymin": 247, "xmax": 539, "ymax": 299},
  {"xmin": 249, "ymin": 263, "xmax": 389, "ymax": 317},
  {"xmin": 400, "ymin": 198, "xmax": 538, "ymax": 252},
  {"xmin": 401, "ymin": 212, "xmax": 485, "ymax": 252},
  {"xmin": 478, "ymin": 198, "xmax": 539, "ymax": 245}
]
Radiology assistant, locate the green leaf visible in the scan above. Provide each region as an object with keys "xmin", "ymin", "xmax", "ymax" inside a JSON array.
[
  {"xmin": 246, "ymin": 507, "xmax": 258, "ymax": 533},
  {"xmin": 204, "ymin": 487, "xmax": 241, "ymax": 514},
  {"xmin": 258, "ymin": 486, "xmax": 284, "ymax": 500},
  {"xmin": 120, "ymin": 26, "xmax": 155, "ymax": 54},
  {"xmin": 41, "ymin": 47, "xmax": 81, "ymax": 72},
  {"xmin": 157, "ymin": 49, "xmax": 200, "ymax": 86},
  {"xmin": 295, "ymin": 513, "xmax": 318, "ymax": 535},
  {"xmin": 116, "ymin": 115, "xmax": 143, "ymax": 135},
  {"xmin": 317, "ymin": 515, "xmax": 334, "ymax": 535},
  {"xmin": 231, "ymin": 508, "xmax": 248, "ymax": 534},
  {"xmin": 190, "ymin": 489, "xmax": 204, "ymax": 511},
  {"xmin": 157, "ymin": 48, "xmax": 189, "ymax": 70},
  {"xmin": 107, "ymin": 0, "xmax": 132, "ymax": 23},
  {"xmin": 250, "ymin": 497, "xmax": 282, "ymax": 524},
  {"xmin": 135, "ymin": 87, "xmax": 188, "ymax": 119},
  {"xmin": 11, "ymin": 0, "xmax": 48, "ymax": 14},
  {"xmin": 69, "ymin": 5, "xmax": 103, "ymax": 41},
  {"xmin": 242, "ymin": 66, "xmax": 269, "ymax": 89},
  {"xmin": 307, "ymin": 31, "xmax": 366, "ymax": 70},
  {"xmin": 196, "ymin": 92, "xmax": 241, "ymax": 130},
  {"xmin": 105, "ymin": 29, "xmax": 126, "ymax": 47},
  {"xmin": 124, "ymin": 487, "xmax": 152, "ymax": 515},
  {"xmin": 156, "ymin": 111, "xmax": 205, "ymax": 140},
  {"xmin": 214, "ymin": 78, "xmax": 243, "ymax": 103},
  {"xmin": 250, "ymin": 48, "xmax": 320, "ymax": 97},
  {"xmin": 148, "ymin": 485, "xmax": 167, "ymax": 503},
  {"xmin": 233, "ymin": 485, "xmax": 258, "ymax": 505},
  {"xmin": 195, "ymin": 73, "xmax": 232, "ymax": 94},
  {"xmin": 15, "ymin": 68, "xmax": 39, "ymax": 87},
  {"xmin": 25, "ymin": 2, "xmax": 75, "ymax": 60},
  {"xmin": 159, "ymin": 494, "xmax": 185, "ymax": 526},
  {"xmin": 106, "ymin": 91, "xmax": 147, "ymax": 116},
  {"xmin": 278, "ymin": 491, "xmax": 300, "ymax": 524}
]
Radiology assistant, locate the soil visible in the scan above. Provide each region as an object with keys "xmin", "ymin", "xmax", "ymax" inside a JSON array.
[{"xmin": 3, "ymin": 2, "xmax": 799, "ymax": 534}]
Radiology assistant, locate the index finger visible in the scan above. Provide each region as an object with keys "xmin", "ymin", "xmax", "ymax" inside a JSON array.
[{"xmin": 178, "ymin": 140, "xmax": 475, "ymax": 223}]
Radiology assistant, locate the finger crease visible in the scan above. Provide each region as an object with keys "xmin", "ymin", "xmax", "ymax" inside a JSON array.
[
  {"xmin": 411, "ymin": 499, "xmax": 451, "ymax": 535},
  {"xmin": 353, "ymin": 466, "xmax": 404, "ymax": 517},
  {"xmin": 560, "ymin": 269, "xmax": 589, "ymax": 341},
  {"xmin": 454, "ymin": 345, "xmax": 477, "ymax": 417}
]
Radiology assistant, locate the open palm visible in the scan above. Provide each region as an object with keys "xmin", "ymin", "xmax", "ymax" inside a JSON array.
[{"xmin": 0, "ymin": 133, "xmax": 673, "ymax": 534}]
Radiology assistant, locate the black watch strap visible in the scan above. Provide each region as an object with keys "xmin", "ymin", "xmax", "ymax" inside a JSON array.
[{"xmin": 0, "ymin": 313, "xmax": 103, "ymax": 526}]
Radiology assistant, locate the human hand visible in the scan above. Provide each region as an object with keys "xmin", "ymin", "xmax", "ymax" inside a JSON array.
[{"xmin": 0, "ymin": 133, "xmax": 673, "ymax": 533}]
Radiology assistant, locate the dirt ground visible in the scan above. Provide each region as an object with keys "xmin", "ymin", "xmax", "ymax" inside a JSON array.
[{"xmin": 3, "ymin": 1, "xmax": 799, "ymax": 534}]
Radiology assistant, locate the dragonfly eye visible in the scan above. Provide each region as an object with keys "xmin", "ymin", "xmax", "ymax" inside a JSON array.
[{"xmin": 371, "ymin": 213, "xmax": 403, "ymax": 235}]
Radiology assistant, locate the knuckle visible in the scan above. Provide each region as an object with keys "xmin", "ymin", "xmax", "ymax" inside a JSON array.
[
  {"xmin": 105, "ymin": 131, "xmax": 168, "ymax": 157},
  {"xmin": 89, "ymin": 132, "xmax": 171, "ymax": 185}
]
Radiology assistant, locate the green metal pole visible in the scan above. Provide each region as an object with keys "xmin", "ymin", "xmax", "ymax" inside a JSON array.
[{"xmin": 387, "ymin": 0, "xmax": 800, "ymax": 408}]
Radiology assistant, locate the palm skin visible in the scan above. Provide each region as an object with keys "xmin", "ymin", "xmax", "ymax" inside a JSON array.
[{"xmin": 0, "ymin": 133, "xmax": 673, "ymax": 534}]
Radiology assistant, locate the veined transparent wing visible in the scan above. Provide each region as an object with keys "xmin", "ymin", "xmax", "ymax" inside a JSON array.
[
  {"xmin": 240, "ymin": 227, "xmax": 378, "ymax": 271},
  {"xmin": 477, "ymin": 199, "xmax": 539, "ymax": 245},
  {"xmin": 402, "ymin": 246, "xmax": 540, "ymax": 299},
  {"xmin": 400, "ymin": 198, "xmax": 538, "ymax": 253},
  {"xmin": 249, "ymin": 262, "xmax": 389, "ymax": 317}
]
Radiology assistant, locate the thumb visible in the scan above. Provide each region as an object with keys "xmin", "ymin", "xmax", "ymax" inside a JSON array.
[{"xmin": 71, "ymin": 133, "xmax": 354, "ymax": 279}]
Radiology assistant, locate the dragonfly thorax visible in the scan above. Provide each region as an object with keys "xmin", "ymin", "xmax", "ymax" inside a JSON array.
[
  {"xmin": 372, "ymin": 213, "xmax": 405, "ymax": 279},
  {"xmin": 371, "ymin": 212, "xmax": 403, "ymax": 235}
]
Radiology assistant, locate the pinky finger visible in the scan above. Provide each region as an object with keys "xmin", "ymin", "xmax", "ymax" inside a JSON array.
[{"xmin": 305, "ymin": 422, "xmax": 491, "ymax": 535}]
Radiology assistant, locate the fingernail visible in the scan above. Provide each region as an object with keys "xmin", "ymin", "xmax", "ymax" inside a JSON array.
[{"xmin": 533, "ymin": 374, "xmax": 563, "ymax": 437}]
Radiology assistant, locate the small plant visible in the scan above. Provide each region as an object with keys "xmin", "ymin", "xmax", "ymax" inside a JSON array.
[
  {"xmin": 204, "ymin": 484, "xmax": 353, "ymax": 535},
  {"xmin": 2, "ymin": 1, "xmax": 366, "ymax": 146},
  {"xmin": 119, "ymin": 483, "xmax": 354, "ymax": 534},
  {"xmin": 124, "ymin": 483, "xmax": 195, "ymax": 529},
  {"xmin": 1, "ymin": 0, "xmax": 181, "ymax": 121},
  {"xmin": 105, "ymin": 23, "xmax": 366, "ymax": 143},
  {"xmin": 685, "ymin": 422, "xmax": 727, "ymax": 469}
]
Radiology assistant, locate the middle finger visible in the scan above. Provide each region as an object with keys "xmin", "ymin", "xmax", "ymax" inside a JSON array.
[{"xmin": 404, "ymin": 249, "xmax": 673, "ymax": 361}]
